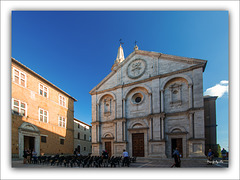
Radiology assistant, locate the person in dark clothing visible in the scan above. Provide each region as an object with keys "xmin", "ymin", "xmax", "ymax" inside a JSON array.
[
  {"xmin": 26, "ymin": 149, "xmax": 31, "ymax": 164},
  {"xmin": 171, "ymin": 147, "xmax": 181, "ymax": 168},
  {"xmin": 23, "ymin": 148, "xmax": 28, "ymax": 164},
  {"xmin": 207, "ymin": 149, "xmax": 214, "ymax": 164},
  {"xmin": 102, "ymin": 150, "xmax": 109, "ymax": 167}
]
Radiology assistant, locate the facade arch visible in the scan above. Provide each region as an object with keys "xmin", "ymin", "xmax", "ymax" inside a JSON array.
[
  {"xmin": 123, "ymin": 84, "xmax": 152, "ymax": 99},
  {"xmin": 160, "ymin": 74, "xmax": 192, "ymax": 91},
  {"xmin": 102, "ymin": 132, "xmax": 114, "ymax": 138},
  {"xmin": 169, "ymin": 126, "xmax": 187, "ymax": 133},
  {"xmin": 129, "ymin": 120, "xmax": 148, "ymax": 129},
  {"xmin": 97, "ymin": 92, "xmax": 116, "ymax": 104},
  {"xmin": 19, "ymin": 122, "xmax": 40, "ymax": 133}
]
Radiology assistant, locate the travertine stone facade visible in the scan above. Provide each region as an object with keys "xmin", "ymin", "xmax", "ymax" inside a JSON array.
[
  {"xmin": 90, "ymin": 46, "xmax": 207, "ymax": 158},
  {"xmin": 74, "ymin": 118, "xmax": 92, "ymax": 155},
  {"xmin": 12, "ymin": 58, "xmax": 77, "ymax": 158}
]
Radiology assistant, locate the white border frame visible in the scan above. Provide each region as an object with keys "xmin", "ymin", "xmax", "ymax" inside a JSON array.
[{"xmin": 1, "ymin": 1, "xmax": 239, "ymax": 180}]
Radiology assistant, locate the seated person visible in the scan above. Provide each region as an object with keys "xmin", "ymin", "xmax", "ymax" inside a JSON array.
[{"xmin": 207, "ymin": 149, "xmax": 214, "ymax": 164}]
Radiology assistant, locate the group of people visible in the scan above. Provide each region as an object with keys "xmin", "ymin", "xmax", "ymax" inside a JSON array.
[
  {"xmin": 23, "ymin": 148, "xmax": 37, "ymax": 164},
  {"xmin": 101, "ymin": 149, "xmax": 130, "ymax": 167},
  {"xmin": 207, "ymin": 147, "xmax": 228, "ymax": 164}
]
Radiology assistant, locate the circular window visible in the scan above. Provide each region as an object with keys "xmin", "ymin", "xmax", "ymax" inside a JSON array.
[
  {"xmin": 135, "ymin": 97, "xmax": 142, "ymax": 103},
  {"xmin": 132, "ymin": 92, "xmax": 144, "ymax": 104}
]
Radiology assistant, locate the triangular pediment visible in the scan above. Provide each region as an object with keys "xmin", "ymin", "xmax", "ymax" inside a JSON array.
[{"xmin": 90, "ymin": 50, "xmax": 207, "ymax": 94}]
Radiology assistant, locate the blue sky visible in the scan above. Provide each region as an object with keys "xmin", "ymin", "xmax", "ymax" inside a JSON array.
[{"xmin": 12, "ymin": 11, "xmax": 229, "ymax": 150}]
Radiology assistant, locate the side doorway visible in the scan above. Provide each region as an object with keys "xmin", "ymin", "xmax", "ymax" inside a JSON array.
[
  {"xmin": 132, "ymin": 133, "xmax": 144, "ymax": 157},
  {"xmin": 171, "ymin": 138, "xmax": 183, "ymax": 157},
  {"xmin": 105, "ymin": 142, "xmax": 112, "ymax": 157}
]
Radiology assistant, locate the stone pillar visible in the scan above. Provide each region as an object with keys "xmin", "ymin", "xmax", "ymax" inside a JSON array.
[
  {"xmin": 114, "ymin": 99, "xmax": 117, "ymax": 119},
  {"xmin": 192, "ymin": 113, "xmax": 195, "ymax": 138},
  {"xmin": 189, "ymin": 112, "xmax": 193, "ymax": 138},
  {"xmin": 150, "ymin": 118, "xmax": 153, "ymax": 140},
  {"xmin": 124, "ymin": 121, "xmax": 127, "ymax": 141},
  {"xmin": 96, "ymin": 125, "xmax": 99, "ymax": 142},
  {"xmin": 160, "ymin": 90, "xmax": 164, "ymax": 112},
  {"xmin": 98, "ymin": 124, "xmax": 101, "ymax": 142},
  {"xmin": 188, "ymin": 84, "xmax": 193, "ymax": 109},
  {"xmin": 122, "ymin": 121, "xmax": 125, "ymax": 141},
  {"xmin": 161, "ymin": 117, "xmax": 165, "ymax": 140},
  {"xmin": 149, "ymin": 93, "xmax": 152, "ymax": 114},
  {"xmin": 35, "ymin": 136, "xmax": 40, "ymax": 157},
  {"xmin": 122, "ymin": 98, "xmax": 126, "ymax": 118},
  {"xmin": 115, "ymin": 122, "xmax": 117, "ymax": 141},
  {"xmin": 18, "ymin": 132, "xmax": 24, "ymax": 158},
  {"xmin": 96, "ymin": 103, "xmax": 100, "ymax": 121}
]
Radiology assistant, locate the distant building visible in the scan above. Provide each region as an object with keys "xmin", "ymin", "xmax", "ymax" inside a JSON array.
[
  {"xmin": 12, "ymin": 58, "xmax": 77, "ymax": 158},
  {"xmin": 204, "ymin": 96, "xmax": 218, "ymax": 156},
  {"xmin": 74, "ymin": 118, "xmax": 92, "ymax": 155},
  {"xmin": 90, "ymin": 45, "xmax": 207, "ymax": 158}
]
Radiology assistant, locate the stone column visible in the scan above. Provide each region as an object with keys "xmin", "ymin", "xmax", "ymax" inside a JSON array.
[
  {"xmin": 189, "ymin": 112, "xmax": 193, "ymax": 138},
  {"xmin": 96, "ymin": 103, "xmax": 100, "ymax": 121},
  {"xmin": 149, "ymin": 93, "xmax": 152, "ymax": 114},
  {"xmin": 96, "ymin": 125, "xmax": 99, "ymax": 142},
  {"xmin": 150, "ymin": 118, "xmax": 153, "ymax": 140},
  {"xmin": 192, "ymin": 113, "xmax": 195, "ymax": 138},
  {"xmin": 160, "ymin": 90, "xmax": 164, "ymax": 112},
  {"xmin": 18, "ymin": 132, "xmax": 23, "ymax": 158},
  {"xmin": 115, "ymin": 122, "xmax": 117, "ymax": 142},
  {"xmin": 122, "ymin": 98, "xmax": 126, "ymax": 118},
  {"xmin": 114, "ymin": 99, "xmax": 117, "ymax": 119},
  {"xmin": 161, "ymin": 117, "xmax": 165, "ymax": 140},
  {"xmin": 122, "ymin": 121, "xmax": 125, "ymax": 142},
  {"xmin": 124, "ymin": 121, "xmax": 127, "ymax": 141},
  {"xmin": 98, "ymin": 124, "xmax": 101, "ymax": 142},
  {"xmin": 35, "ymin": 136, "xmax": 40, "ymax": 157},
  {"xmin": 188, "ymin": 84, "xmax": 193, "ymax": 109}
]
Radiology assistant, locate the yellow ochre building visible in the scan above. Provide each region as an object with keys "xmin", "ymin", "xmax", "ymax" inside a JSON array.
[{"xmin": 11, "ymin": 58, "xmax": 77, "ymax": 158}]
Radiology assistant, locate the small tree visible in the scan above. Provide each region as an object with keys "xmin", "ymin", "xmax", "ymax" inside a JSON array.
[{"xmin": 217, "ymin": 144, "xmax": 222, "ymax": 158}]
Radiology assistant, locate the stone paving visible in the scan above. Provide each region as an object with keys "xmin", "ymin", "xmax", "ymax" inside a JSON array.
[{"xmin": 12, "ymin": 157, "xmax": 228, "ymax": 168}]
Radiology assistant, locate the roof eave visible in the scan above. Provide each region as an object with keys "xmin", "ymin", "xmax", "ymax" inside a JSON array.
[{"xmin": 12, "ymin": 57, "xmax": 77, "ymax": 101}]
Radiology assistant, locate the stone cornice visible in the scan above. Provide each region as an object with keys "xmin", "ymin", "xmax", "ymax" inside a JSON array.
[
  {"xmin": 149, "ymin": 139, "xmax": 166, "ymax": 142},
  {"xmin": 91, "ymin": 121, "xmax": 101, "ymax": 125},
  {"xmin": 101, "ymin": 137, "xmax": 114, "ymax": 140},
  {"xmin": 91, "ymin": 108, "xmax": 204, "ymax": 125},
  {"xmin": 92, "ymin": 142, "xmax": 102, "ymax": 145},
  {"xmin": 128, "ymin": 127, "xmax": 149, "ymax": 131},
  {"xmin": 166, "ymin": 132, "xmax": 188, "ymax": 135},
  {"xmin": 188, "ymin": 138, "xmax": 206, "ymax": 141},
  {"xmin": 113, "ymin": 141, "xmax": 128, "ymax": 144},
  {"xmin": 166, "ymin": 107, "xmax": 204, "ymax": 117},
  {"xmin": 89, "ymin": 63, "xmax": 205, "ymax": 95},
  {"xmin": 12, "ymin": 58, "xmax": 77, "ymax": 101}
]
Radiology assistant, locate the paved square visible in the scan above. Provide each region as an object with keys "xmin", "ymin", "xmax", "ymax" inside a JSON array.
[{"xmin": 12, "ymin": 157, "xmax": 228, "ymax": 168}]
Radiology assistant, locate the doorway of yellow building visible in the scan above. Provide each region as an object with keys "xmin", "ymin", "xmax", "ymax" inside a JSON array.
[{"xmin": 24, "ymin": 136, "xmax": 35, "ymax": 151}]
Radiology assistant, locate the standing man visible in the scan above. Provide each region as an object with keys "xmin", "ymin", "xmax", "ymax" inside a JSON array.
[
  {"xmin": 221, "ymin": 148, "xmax": 227, "ymax": 160},
  {"xmin": 171, "ymin": 147, "xmax": 181, "ymax": 167},
  {"xmin": 102, "ymin": 150, "xmax": 109, "ymax": 167},
  {"xmin": 122, "ymin": 149, "xmax": 130, "ymax": 167}
]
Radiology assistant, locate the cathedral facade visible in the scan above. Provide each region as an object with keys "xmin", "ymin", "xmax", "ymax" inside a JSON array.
[{"xmin": 90, "ymin": 45, "xmax": 207, "ymax": 158}]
